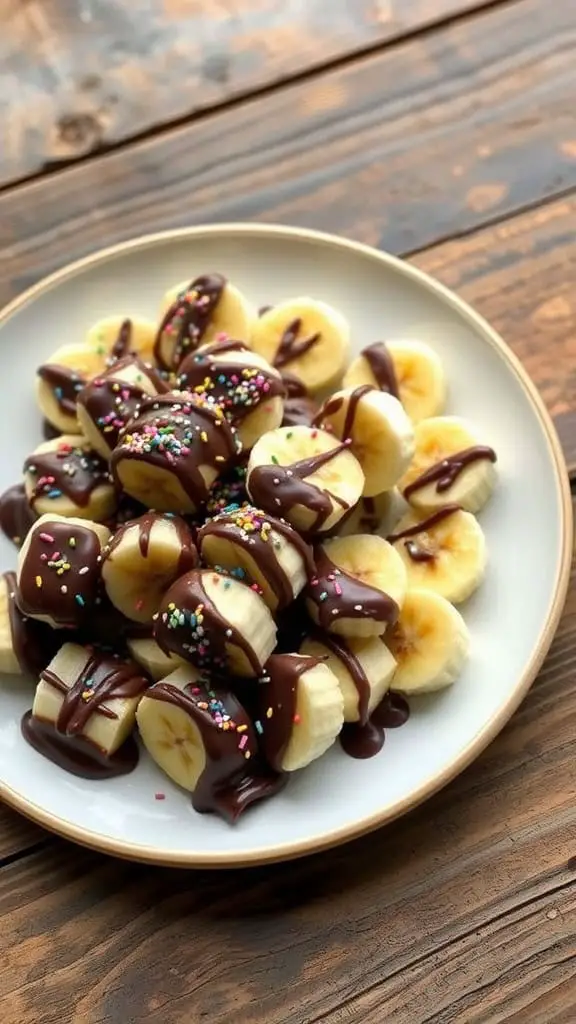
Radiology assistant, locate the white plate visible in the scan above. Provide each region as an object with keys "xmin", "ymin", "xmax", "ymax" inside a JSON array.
[{"xmin": 0, "ymin": 225, "xmax": 571, "ymax": 867}]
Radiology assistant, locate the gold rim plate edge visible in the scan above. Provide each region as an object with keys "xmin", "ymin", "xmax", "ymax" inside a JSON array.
[{"xmin": 0, "ymin": 223, "xmax": 572, "ymax": 868}]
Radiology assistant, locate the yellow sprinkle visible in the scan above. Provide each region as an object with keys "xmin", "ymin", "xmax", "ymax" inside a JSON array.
[
  {"xmin": 168, "ymin": 602, "xmax": 175, "ymax": 611},
  {"xmin": 236, "ymin": 724, "xmax": 248, "ymax": 733},
  {"xmin": 200, "ymin": 431, "xmax": 208, "ymax": 443},
  {"xmin": 35, "ymin": 575, "xmax": 42, "ymax": 588},
  {"xmin": 244, "ymin": 751, "xmax": 251, "ymax": 760},
  {"xmin": 266, "ymin": 707, "xmax": 273, "ymax": 719}
]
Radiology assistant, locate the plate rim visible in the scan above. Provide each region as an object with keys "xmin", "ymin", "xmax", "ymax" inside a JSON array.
[{"xmin": 0, "ymin": 222, "xmax": 572, "ymax": 868}]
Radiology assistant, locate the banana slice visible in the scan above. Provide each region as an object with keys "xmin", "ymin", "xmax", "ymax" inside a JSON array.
[
  {"xmin": 102, "ymin": 512, "xmax": 198, "ymax": 623},
  {"xmin": 0, "ymin": 571, "xmax": 61, "ymax": 676},
  {"xmin": 250, "ymin": 298, "xmax": 350, "ymax": 393},
  {"xmin": 389, "ymin": 505, "xmax": 486, "ymax": 604},
  {"xmin": 77, "ymin": 355, "xmax": 167, "ymax": 459},
  {"xmin": 156, "ymin": 274, "xmax": 255, "ymax": 369},
  {"xmin": 23, "ymin": 436, "xmax": 117, "ymax": 523},
  {"xmin": 17, "ymin": 513, "xmax": 111, "ymax": 628},
  {"xmin": 398, "ymin": 416, "xmax": 497, "ymax": 514},
  {"xmin": 336, "ymin": 490, "xmax": 399, "ymax": 538},
  {"xmin": 22, "ymin": 643, "xmax": 149, "ymax": 777},
  {"xmin": 198, "ymin": 505, "xmax": 314, "ymax": 612},
  {"xmin": 0, "ymin": 483, "xmax": 37, "ymax": 547},
  {"xmin": 386, "ymin": 588, "xmax": 470, "ymax": 693},
  {"xmin": 344, "ymin": 340, "xmax": 446, "ymax": 424},
  {"xmin": 137, "ymin": 666, "xmax": 280, "ymax": 821},
  {"xmin": 247, "ymin": 425, "xmax": 364, "ymax": 536},
  {"xmin": 111, "ymin": 392, "xmax": 241, "ymax": 514},
  {"xmin": 314, "ymin": 386, "xmax": 415, "ymax": 496},
  {"xmin": 258, "ymin": 653, "xmax": 344, "ymax": 771},
  {"xmin": 126, "ymin": 636, "xmax": 187, "ymax": 681},
  {"xmin": 85, "ymin": 315, "xmax": 158, "ymax": 366},
  {"xmin": 36, "ymin": 345, "xmax": 105, "ymax": 434},
  {"xmin": 155, "ymin": 568, "xmax": 277, "ymax": 677},
  {"xmin": 178, "ymin": 340, "xmax": 285, "ymax": 449},
  {"xmin": 306, "ymin": 533, "xmax": 407, "ymax": 637},
  {"xmin": 301, "ymin": 633, "xmax": 396, "ymax": 724}
]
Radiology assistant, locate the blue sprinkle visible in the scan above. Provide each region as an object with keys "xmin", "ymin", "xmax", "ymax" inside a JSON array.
[
  {"xmin": 48, "ymin": 489, "xmax": 63, "ymax": 499},
  {"xmin": 255, "ymin": 720, "xmax": 263, "ymax": 735},
  {"xmin": 54, "ymin": 387, "xmax": 63, "ymax": 400},
  {"xmin": 75, "ymin": 594, "xmax": 85, "ymax": 607}
]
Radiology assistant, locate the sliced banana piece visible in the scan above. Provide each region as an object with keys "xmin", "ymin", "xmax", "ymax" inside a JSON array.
[
  {"xmin": 137, "ymin": 666, "xmax": 273, "ymax": 820},
  {"xmin": 306, "ymin": 533, "xmax": 407, "ymax": 638},
  {"xmin": 344, "ymin": 340, "xmax": 446, "ymax": 424},
  {"xmin": 178, "ymin": 340, "xmax": 285, "ymax": 449},
  {"xmin": 398, "ymin": 416, "xmax": 497, "ymax": 514},
  {"xmin": 156, "ymin": 274, "xmax": 255, "ymax": 369},
  {"xmin": 389, "ymin": 505, "xmax": 486, "ymax": 604},
  {"xmin": 247, "ymin": 425, "xmax": 364, "ymax": 536},
  {"xmin": 36, "ymin": 345, "xmax": 105, "ymax": 434},
  {"xmin": 126, "ymin": 636, "xmax": 187, "ymax": 681},
  {"xmin": 155, "ymin": 568, "xmax": 277, "ymax": 677},
  {"xmin": 301, "ymin": 633, "xmax": 396, "ymax": 724},
  {"xmin": 111, "ymin": 392, "xmax": 240, "ymax": 514},
  {"xmin": 251, "ymin": 298, "xmax": 350, "ymax": 393},
  {"xmin": 85, "ymin": 315, "xmax": 158, "ymax": 366},
  {"xmin": 198, "ymin": 505, "xmax": 314, "ymax": 612},
  {"xmin": 386, "ymin": 588, "xmax": 470, "ymax": 693},
  {"xmin": 258, "ymin": 654, "xmax": 344, "ymax": 771},
  {"xmin": 23, "ymin": 643, "xmax": 149, "ymax": 776},
  {"xmin": 77, "ymin": 355, "xmax": 167, "ymax": 459},
  {"xmin": 23, "ymin": 435, "xmax": 116, "ymax": 522},
  {"xmin": 0, "ymin": 571, "xmax": 61, "ymax": 677},
  {"xmin": 314, "ymin": 386, "xmax": 415, "ymax": 496},
  {"xmin": 17, "ymin": 513, "xmax": 111, "ymax": 628},
  {"xmin": 102, "ymin": 512, "xmax": 198, "ymax": 623}
]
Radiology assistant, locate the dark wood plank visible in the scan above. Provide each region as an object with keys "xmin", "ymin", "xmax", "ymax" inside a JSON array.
[
  {"xmin": 0, "ymin": 510, "xmax": 573, "ymax": 1024},
  {"xmin": 0, "ymin": 805, "xmax": 46, "ymax": 862},
  {"xmin": 0, "ymin": 0, "xmax": 505, "ymax": 187}
]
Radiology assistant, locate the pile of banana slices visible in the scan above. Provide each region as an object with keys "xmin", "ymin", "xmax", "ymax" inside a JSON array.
[{"xmin": 0, "ymin": 271, "xmax": 498, "ymax": 824}]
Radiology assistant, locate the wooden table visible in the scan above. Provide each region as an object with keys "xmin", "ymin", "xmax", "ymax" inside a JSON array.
[{"xmin": 1, "ymin": 3, "xmax": 575, "ymax": 1021}]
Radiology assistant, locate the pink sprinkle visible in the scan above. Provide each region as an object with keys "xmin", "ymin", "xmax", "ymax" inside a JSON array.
[
  {"xmin": 154, "ymin": 792, "xmax": 166, "ymax": 801},
  {"xmin": 40, "ymin": 553, "xmax": 48, "ymax": 562},
  {"xmin": 39, "ymin": 532, "xmax": 54, "ymax": 543},
  {"xmin": 310, "ymin": 578, "xmax": 319, "ymax": 587},
  {"xmin": 239, "ymin": 734, "xmax": 248, "ymax": 750},
  {"xmin": 216, "ymin": 332, "xmax": 228, "ymax": 341},
  {"xmin": 51, "ymin": 551, "xmax": 61, "ymax": 561},
  {"xmin": 334, "ymin": 582, "xmax": 342, "ymax": 595}
]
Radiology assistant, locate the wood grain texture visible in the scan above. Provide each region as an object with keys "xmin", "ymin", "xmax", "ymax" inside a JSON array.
[
  {"xmin": 0, "ymin": 0, "xmax": 504, "ymax": 187},
  {"xmin": 0, "ymin": 515, "xmax": 573, "ymax": 1024}
]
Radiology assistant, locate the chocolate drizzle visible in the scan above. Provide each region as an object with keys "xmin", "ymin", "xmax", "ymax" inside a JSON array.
[
  {"xmin": 307, "ymin": 546, "xmax": 398, "ymax": 631},
  {"xmin": 258, "ymin": 654, "xmax": 323, "ymax": 771},
  {"xmin": 247, "ymin": 441, "xmax": 351, "ymax": 535},
  {"xmin": 21, "ymin": 649, "xmax": 148, "ymax": 778},
  {"xmin": 109, "ymin": 319, "xmax": 133, "ymax": 361},
  {"xmin": 2, "ymin": 570, "xmax": 61, "ymax": 676},
  {"xmin": 314, "ymin": 385, "xmax": 374, "ymax": 440},
  {"xmin": 198, "ymin": 506, "xmax": 314, "ymax": 610},
  {"xmin": 178, "ymin": 341, "xmax": 285, "ymax": 424},
  {"xmin": 37, "ymin": 364, "xmax": 85, "ymax": 416},
  {"xmin": 155, "ymin": 569, "xmax": 265, "ymax": 675},
  {"xmin": 273, "ymin": 319, "xmax": 321, "ymax": 369},
  {"xmin": 340, "ymin": 692, "xmax": 410, "ymax": 759},
  {"xmin": 17, "ymin": 520, "xmax": 104, "ymax": 627},
  {"xmin": 154, "ymin": 273, "xmax": 227, "ymax": 369},
  {"xmin": 0, "ymin": 483, "xmax": 36, "ymax": 546},
  {"xmin": 111, "ymin": 393, "xmax": 239, "ymax": 511},
  {"xmin": 361, "ymin": 342, "xmax": 399, "ymax": 399},
  {"xmin": 388, "ymin": 504, "xmax": 461, "ymax": 563},
  {"xmin": 404, "ymin": 446, "xmax": 497, "ymax": 500},
  {"xmin": 24, "ymin": 440, "xmax": 111, "ymax": 508},
  {"xmin": 77, "ymin": 357, "xmax": 167, "ymax": 454},
  {"xmin": 146, "ymin": 678, "xmax": 282, "ymax": 821}
]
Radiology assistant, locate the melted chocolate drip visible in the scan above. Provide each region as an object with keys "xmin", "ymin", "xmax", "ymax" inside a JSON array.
[
  {"xmin": 154, "ymin": 273, "xmax": 227, "ymax": 369},
  {"xmin": 21, "ymin": 713, "xmax": 139, "ymax": 779},
  {"xmin": 404, "ymin": 446, "xmax": 497, "ymax": 500},
  {"xmin": 308, "ymin": 546, "xmax": 398, "ymax": 631},
  {"xmin": 0, "ymin": 483, "xmax": 36, "ymax": 546},
  {"xmin": 388, "ymin": 505, "xmax": 461, "ymax": 563},
  {"xmin": 273, "ymin": 319, "xmax": 321, "ymax": 369},
  {"xmin": 3, "ymin": 570, "xmax": 61, "ymax": 676},
  {"xmin": 258, "ymin": 304, "xmax": 273, "ymax": 317},
  {"xmin": 258, "ymin": 654, "xmax": 323, "ymax": 771},
  {"xmin": 24, "ymin": 440, "xmax": 111, "ymax": 509},
  {"xmin": 198, "ymin": 507, "xmax": 314, "ymax": 610},
  {"xmin": 109, "ymin": 319, "xmax": 133, "ymax": 361},
  {"xmin": 340, "ymin": 692, "xmax": 410, "ymax": 759},
  {"xmin": 111, "ymin": 393, "xmax": 239, "ymax": 511},
  {"xmin": 247, "ymin": 442, "xmax": 351, "ymax": 535},
  {"xmin": 155, "ymin": 569, "xmax": 264, "ymax": 675},
  {"xmin": 314, "ymin": 385, "xmax": 375, "ymax": 440},
  {"xmin": 17, "ymin": 520, "xmax": 104, "ymax": 627},
  {"xmin": 147, "ymin": 678, "xmax": 282, "ymax": 822},
  {"xmin": 37, "ymin": 364, "xmax": 85, "ymax": 416},
  {"xmin": 178, "ymin": 341, "xmax": 285, "ymax": 424},
  {"xmin": 78, "ymin": 355, "xmax": 168, "ymax": 453},
  {"xmin": 105, "ymin": 512, "xmax": 198, "ymax": 576},
  {"xmin": 361, "ymin": 342, "xmax": 399, "ymax": 398},
  {"xmin": 313, "ymin": 630, "xmax": 372, "ymax": 725}
]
